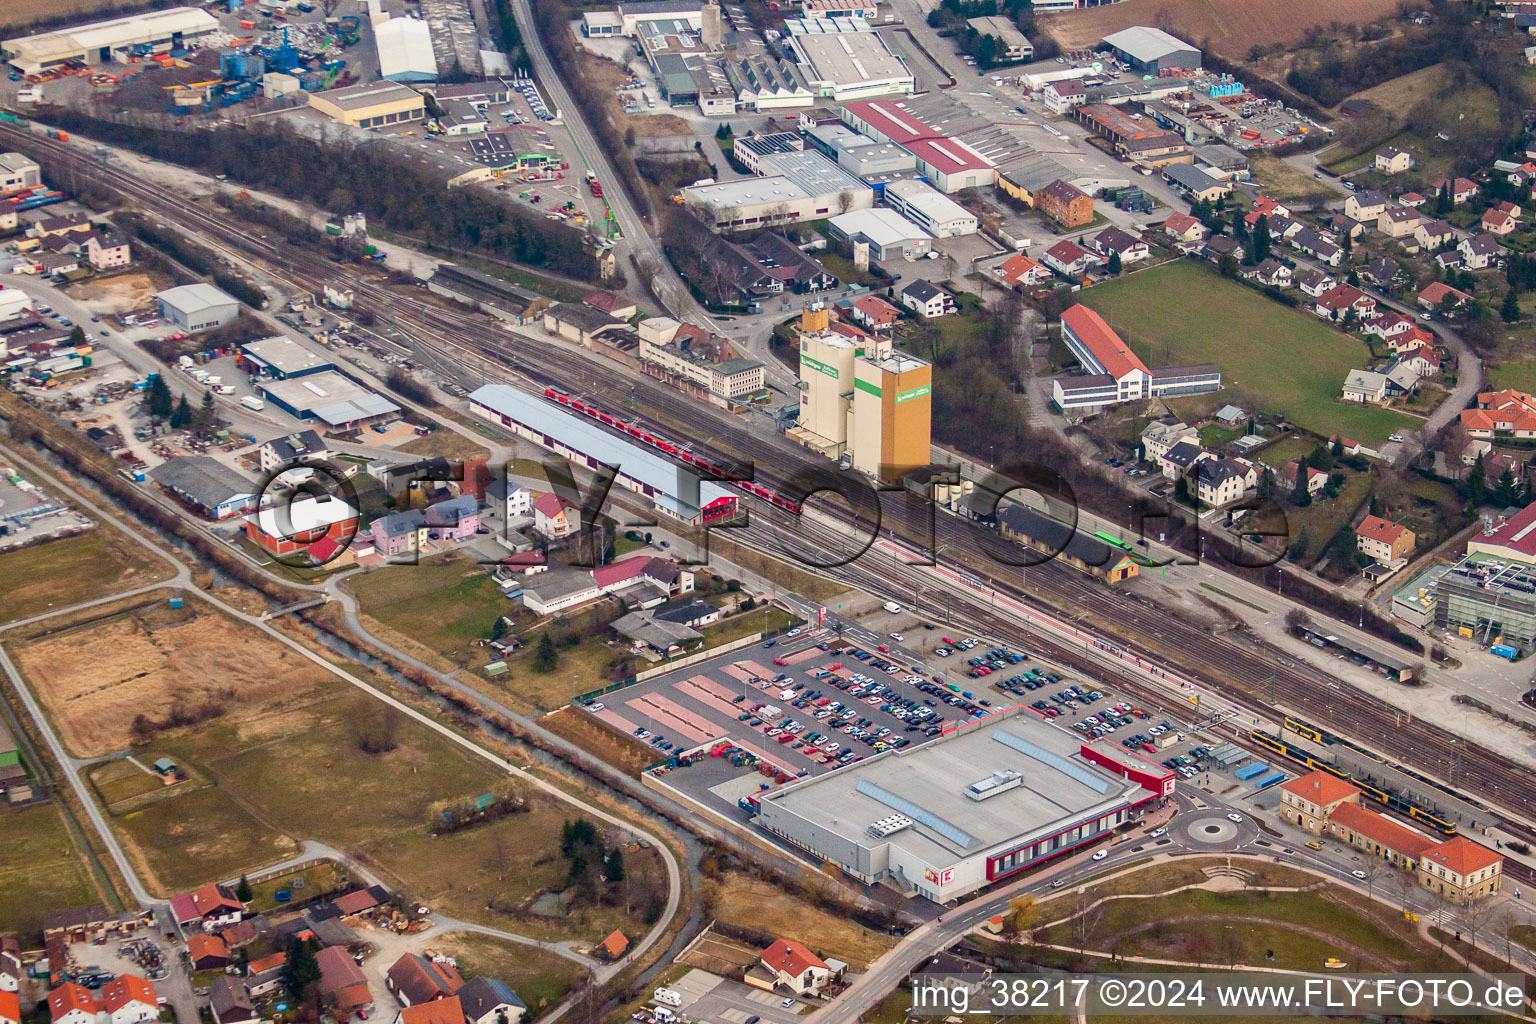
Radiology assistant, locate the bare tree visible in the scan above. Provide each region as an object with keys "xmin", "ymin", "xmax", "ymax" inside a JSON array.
[
  {"xmin": 1359, "ymin": 853, "xmax": 1386, "ymax": 903},
  {"xmin": 1071, "ymin": 889, "xmax": 1101, "ymax": 954},
  {"xmin": 1495, "ymin": 907, "xmax": 1520, "ymax": 968},
  {"xmin": 1004, "ymin": 894, "xmax": 1039, "ymax": 949},
  {"xmin": 1455, "ymin": 897, "xmax": 1490, "ymax": 953},
  {"xmin": 1395, "ymin": 865, "xmax": 1418, "ymax": 916},
  {"xmin": 837, "ymin": 189, "xmax": 856, "ymax": 214},
  {"xmin": 1222, "ymin": 925, "xmax": 1246, "ymax": 968}
]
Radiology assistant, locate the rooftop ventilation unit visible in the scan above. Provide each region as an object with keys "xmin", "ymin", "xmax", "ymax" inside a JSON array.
[
  {"xmin": 867, "ymin": 814, "xmax": 912, "ymax": 838},
  {"xmin": 965, "ymin": 769, "xmax": 1022, "ymax": 801}
]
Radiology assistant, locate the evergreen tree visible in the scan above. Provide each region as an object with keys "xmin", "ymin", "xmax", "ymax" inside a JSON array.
[
  {"xmin": 1106, "ymin": 251, "xmax": 1122, "ymax": 275},
  {"xmin": 533, "ymin": 632, "xmax": 559, "ymax": 673},
  {"xmin": 281, "ymin": 937, "xmax": 321, "ymax": 1000},
  {"xmin": 146, "ymin": 374, "xmax": 174, "ymax": 419},
  {"xmin": 1502, "ymin": 287, "xmax": 1522, "ymax": 323},
  {"xmin": 1252, "ymin": 214, "xmax": 1271, "ymax": 263},
  {"xmin": 1466, "ymin": 454, "xmax": 1487, "ymax": 508},
  {"xmin": 69, "ymin": 325, "xmax": 85, "ymax": 345},
  {"xmin": 194, "ymin": 390, "xmax": 218, "ymax": 433},
  {"xmin": 603, "ymin": 846, "xmax": 625, "ymax": 882},
  {"xmin": 235, "ymin": 874, "xmax": 253, "ymax": 903},
  {"xmin": 170, "ymin": 394, "xmax": 192, "ymax": 429}
]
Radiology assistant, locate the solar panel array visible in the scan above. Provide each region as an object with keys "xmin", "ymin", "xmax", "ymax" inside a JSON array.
[
  {"xmin": 856, "ymin": 780, "xmax": 976, "ymax": 849},
  {"xmin": 992, "ymin": 730, "xmax": 1110, "ymax": 794}
]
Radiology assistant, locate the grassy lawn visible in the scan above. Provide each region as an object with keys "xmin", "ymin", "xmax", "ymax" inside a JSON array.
[
  {"xmin": 1198, "ymin": 424, "xmax": 1243, "ymax": 449},
  {"xmin": 816, "ymin": 251, "xmax": 883, "ymax": 288},
  {"xmin": 434, "ymin": 933, "xmax": 589, "ymax": 1020},
  {"xmin": 694, "ymin": 604, "xmax": 797, "ymax": 647},
  {"xmin": 496, "ymin": 634, "xmax": 627, "ymax": 711},
  {"xmin": 0, "ymin": 803, "xmax": 104, "ymax": 943},
  {"xmin": 713, "ymin": 871, "xmax": 897, "ymax": 968},
  {"xmin": 348, "ymin": 554, "xmax": 508, "ymax": 666},
  {"xmin": 708, "ymin": 533, "xmax": 849, "ymax": 603},
  {"xmin": 1248, "ymin": 153, "xmax": 1338, "ymax": 205},
  {"xmin": 1487, "ymin": 359, "xmax": 1536, "ymax": 394},
  {"xmin": 0, "ymin": 529, "xmax": 170, "ymax": 623},
  {"xmin": 1512, "ymin": 924, "xmax": 1536, "ymax": 951},
  {"xmin": 115, "ymin": 782, "xmax": 297, "ymax": 895},
  {"xmin": 244, "ymin": 862, "xmax": 350, "ymax": 914},
  {"xmin": 1080, "ymin": 262, "xmax": 1417, "ymax": 445},
  {"xmin": 89, "ymin": 758, "xmax": 168, "ymax": 809}
]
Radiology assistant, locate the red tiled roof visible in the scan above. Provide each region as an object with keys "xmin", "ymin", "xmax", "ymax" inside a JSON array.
[
  {"xmin": 1421, "ymin": 835, "xmax": 1502, "ymax": 877},
  {"xmin": 184, "ymin": 882, "xmax": 242, "ymax": 918},
  {"xmin": 1419, "ymin": 281, "xmax": 1471, "ymax": 305},
  {"xmin": 247, "ymin": 952, "xmax": 287, "ymax": 976},
  {"xmin": 187, "ymin": 934, "xmax": 228, "ymax": 963},
  {"xmin": 0, "ymin": 990, "xmax": 20, "ymax": 1024},
  {"xmin": 997, "ymin": 253, "xmax": 1045, "ymax": 284},
  {"xmin": 592, "ymin": 554, "xmax": 652, "ymax": 588},
  {"xmin": 100, "ymin": 975, "xmax": 156, "ymax": 1013},
  {"xmin": 1279, "ymin": 770, "xmax": 1359, "ymax": 806},
  {"xmin": 761, "ymin": 939, "xmax": 828, "ymax": 978},
  {"xmin": 1328, "ymin": 802, "xmax": 1438, "ymax": 859},
  {"xmin": 600, "ymin": 930, "xmax": 629, "ymax": 957},
  {"xmin": 1162, "ymin": 212, "xmax": 1200, "ymax": 235},
  {"xmin": 316, "ymin": 945, "xmax": 367, "ymax": 997},
  {"xmin": 1356, "ymin": 514, "xmax": 1408, "ymax": 546},
  {"xmin": 853, "ymin": 295, "xmax": 900, "ymax": 323},
  {"xmin": 388, "ymin": 953, "xmax": 464, "ymax": 1006},
  {"xmin": 1315, "ymin": 284, "xmax": 1370, "ymax": 312},
  {"xmin": 332, "ymin": 889, "xmax": 382, "ymax": 916},
  {"xmin": 49, "ymin": 983, "xmax": 96, "ymax": 1021},
  {"xmin": 583, "ymin": 290, "xmax": 631, "ymax": 314},
  {"xmin": 1402, "ymin": 345, "xmax": 1440, "ymax": 368},
  {"xmin": 1060, "ymin": 304, "xmax": 1148, "ymax": 381},
  {"xmin": 533, "ymin": 492, "xmax": 575, "ymax": 519},
  {"xmin": 401, "ymin": 998, "xmax": 466, "ymax": 1024},
  {"xmin": 841, "ymin": 99, "xmax": 935, "ymax": 145},
  {"xmin": 1045, "ymin": 239, "xmax": 1089, "ymax": 265}
]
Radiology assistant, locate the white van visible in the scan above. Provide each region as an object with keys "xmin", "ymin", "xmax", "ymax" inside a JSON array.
[
  {"xmin": 882, "ymin": 601, "xmax": 901, "ymax": 614},
  {"xmin": 240, "ymin": 395, "xmax": 265, "ymax": 411},
  {"xmin": 652, "ymin": 1010, "xmax": 676, "ymax": 1024}
]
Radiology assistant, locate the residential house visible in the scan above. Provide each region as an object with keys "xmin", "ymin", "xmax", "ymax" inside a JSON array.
[
  {"xmin": 1195, "ymin": 457, "xmax": 1256, "ymax": 509},
  {"xmin": 187, "ymin": 934, "xmax": 230, "ymax": 970},
  {"xmin": 1313, "ymin": 284, "xmax": 1375, "ymax": 321},
  {"xmin": 1140, "ymin": 420, "xmax": 1198, "ymax": 463},
  {"xmin": 209, "ymin": 977, "xmax": 258, "ymax": 1024},
  {"xmin": 1418, "ymin": 281, "xmax": 1472, "ymax": 310},
  {"xmin": 317, "ymin": 946, "xmax": 373, "ymax": 1017},
  {"xmin": 598, "ymin": 931, "xmax": 629, "ymax": 961},
  {"xmin": 1248, "ymin": 195, "xmax": 1291, "ymax": 222},
  {"xmin": 388, "ymin": 953, "xmax": 465, "ymax": 1007},
  {"xmin": 995, "ymin": 253, "xmax": 1051, "ymax": 289},
  {"xmin": 1461, "ymin": 389, "xmax": 1536, "ymax": 439},
  {"xmin": 1161, "ymin": 211, "xmax": 1206, "ymax": 245},
  {"xmin": 169, "ymin": 882, "xmax": 244, "ymax": 933},
  {"xmin": 1157, "ymin": 439, "xmax": 1211, "ymax": 481},
  {"xmin": 533, "ymin": 493, "xmax": 581, "ymax": 540},
  {"xmin": 0, "ymin": 938, "xmax": 20, "ymax": 993},
  {"xmin": 1035, "ymin": 179, "xmax": 1093, "ymax": 228},
  {"xmin": 1377, "ymin": 206, "xmax": 1421, "ymax": 238},
  {"xmin": 1324, "ymin": 212, "xmax": 1365, "ymax": 240},
  {"xmin": 1245, "ymin": 259, "xmax": 1292, "ymax": 288},
  {"xmin": 370, "ymin": 509, "xmax": 428, "ymax": 557},
  {"xmin": 583, "ymin": 289, "xmax": 637, "ymax": 320},
  {"xmin": 1375, "ymin": 146, "xmax": 1413, "ymax": 174},
  {"xmin": 1042, "ymin": 238, "xmax": 1100, "ymax": 277},
  {"xmin": 1279, "ymin": 770, "xmax": 1361, "ymax": 834},
  {"xmin": 30, "ymin": 213, "xmax": 91, "ymax": 238},
  {"xmin": 1087, "ymin": 225, "xmax": 1149, "ymax": 264},
  {"xmin": 701, "ymin": 233, "xmax": 837, "ymax": 307},
  {"xmin": 759, "ymin": 939, "xmax": 831, "ymax": 996},
  {"xmin": 850, "ymin": 294, "xmax": 901, "ymax": 329},
  {"xmin": 1201, "ymin": 235, "xmax": 1243, "ymax": 264},
  {"xmin": 0, "ymin": 991, "xmax": 15, "ymax": 1024},
  {"xmin": 395, "ymin": 998, "xmax": 466, "ymax": 1024},
  {"xmin": 899, "ymin": 280, "xmax": 956, "ymax": 318},
  {"xmin": 258, "ymin": 430, "xmax": 330, "ymax": 473},
  {"xmin": 99, "ymin": 977, "xmax": 158, "ymax": 1024},
  {"xmin": 1387, "ymin": 326, "xmax": 1435, "ymax": 354},
  {"xmin": 1419, "ymin": 836, "xmax": 1504, "ymax": 902},
  {"xmin": 455, "ymin": 978, "xmax": 526, "ymax": 1024},
  {"xmin": 1414, "ymin": 219, "xmax": 1455, "ymax": 251},
  {"xmin": 1496, "ymin": 199, "xmax": 1522, "ymax": 218},
  {"xmin": 424, "ymin": 495, "xmax": 480, "ymax": 540},
  {"xmin": 243, "ymin": 495, "xmax": 358, "ymax": 562},
  {"xmin": 1290, "ymin": 227, "xmax": 1341, "ymax": 266},
  {"xmin": 1355, "ymin": 514, "xmax": 1415, "ymax": 565},
  {"xmin": 1383, "ymin": 360, "xmax": 1420, "ymax": 397},
  {"xmin": 1341, "ymin": 369, "xmax": 1390, "ymax": 404},
  {"xmin": 1363, "ymin": 311, "xmax": 1416, "ymax": 342},
  {"xmin": 1295, "ymin": 268, "xmax": 1336, "ymax": 298},
  {"xmin": 1344, "ymin": 190, "xmax": 1387, "ymax": 222},
  {"xmin": 1276, "ymin": 459, "xmax": 1327, "ymax": 496},
  {"xmin": 1460, "ymin": 233, "xmax": 1503, "ymax": 270},
  {"xmin": 1398, "ymin": 345, "xmax": 1441, "ymax": 377},
  {"xmin": 246, "ymin": 953, "xmax": 287, "ymax": 997},
  {"xmin": 83, "ymin": 230, "xmax": 131, "ymax": 270},
  {"xmin": 485, "ymin": 477, "xmax": 533, "ymax": 519},
  {"xmin": 1483, "ymin": 451, "xmax": 1526, "ymax": 491},
  {"xmin": 1483, "ymin": 208, "xmax": 1517, "ymax": 236},
  {"xmin": 49, "ymin": 984, "xmax": 98, "ymax": 1024},
  {"xmin": 1429, "ymin": 177, "xmax": 1478, "ymax": 205},
  {"xmin": 1359, "ymin": 257, "xmax": 1401, "ymax": 289},
  {"xmin": 1397, "ymin": 191, "xmax": 1427, "ymax": 208}
]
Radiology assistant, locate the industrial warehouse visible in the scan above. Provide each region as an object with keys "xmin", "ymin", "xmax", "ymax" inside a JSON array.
[
  {"xmin": 754, "ymin": 708, "xmax": 1171, "ymax": 902},
  {"xmin": 2, "ymin": 7, "xmax": 219, "ymax": 76},
  {"xmin": 467, "ymin": 383, "xmax": 740, "ymax": 523}
]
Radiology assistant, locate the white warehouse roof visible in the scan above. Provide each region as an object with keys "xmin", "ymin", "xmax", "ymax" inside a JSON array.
[
  {"xmin": 1100, "ymin": 26, "xmax": 1198, "ymax": 63},
  {"xmin": 3, "ymin": 7, "xmax": 218, "ymax": 69},
  {"xmin": 829, "ymin": 207, "xmax": 929, "ymax": 246},
  {"xmin": 157, "ymin": 282, "xmax": 238, "ymax": 315},
  {"xmin": 884, "ymin": 178, "xmax": 972, "ymax": 225},
  {"xmin": 374, "ymin": 17, "xmax": 438, "ymax": 81},
  {"xmin": 468, "ymin": 384, "xmax": 733, "ymax": 519}
]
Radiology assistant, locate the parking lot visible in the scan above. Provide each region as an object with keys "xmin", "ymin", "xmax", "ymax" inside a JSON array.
[{"xmin": 644, "ymin": 969, "xmax": 812, "ymax": 1024}]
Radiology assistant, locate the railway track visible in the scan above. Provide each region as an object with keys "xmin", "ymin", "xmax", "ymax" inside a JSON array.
[{"xmin": 15, "ymin": 125, "xmax": 1536, "ymax": 833}]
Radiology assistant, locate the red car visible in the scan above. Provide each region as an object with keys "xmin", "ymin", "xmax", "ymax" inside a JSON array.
[
  {"xmin": 828, "ymin": 662, "xmax": 843, "ymax": 671},
  {"xmin": 877, "ymin": 644, "xmax": 890, "ymax": 653},
  {"xmin": 773, "ymin": 657, "xmax": 788, "ymax": 666}
]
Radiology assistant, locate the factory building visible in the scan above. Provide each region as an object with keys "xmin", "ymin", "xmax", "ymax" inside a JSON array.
[
  {"xmin": 374, "ymin": 17, "xmax": 438, "ymax": 82},
  {"xmin": 682, "ymin": 152, "xmax": 873, "ymax": 231},
  {"xmin": 467, "ymin": 384, "xmax": 739, "ymax": 523},
  {"xmin": 966, "ymin": 16, "xmax": 1033, "ymax": 62},
  {"xmin": 789, "ymin": 311, "xmax": 931, "ymax": 481},
  {"xmin": 755, "ymin": 708, "xmax": 1164, "ymax": 901},
  {"xmin": 617, "ymin": 0, "xmax": 704, "ymax": 35},
  {"xmin": 156, "ymin": 283, "xmax": 239, "ymax": 332},
  {"xmin": 0, "ymin": 153, "xmax": 40, "ymax": 193},
  {"xmin": 1098, "ymin": 26, "xmax": 1201, "ymax": 75},
  {"xmin": 882, "ymin": 179, "xmax": 978, "ymax": 237},
  {"xmin": 785, "ymin": 30, "xmax": 914, "ymax": 101},
  {"xmin": 307, "ymin": 80, "xmax": 426, "ymax": 128},
  {"xmin": 827, "ymin": 207, "xmax": 931, "ymax": 261},
  {"xmin": 2, "ymin": 7, "xmax": 219, "ymax": 76},
  {"xmin": 257, "ymin": 372, "xmax": 401, "ymax": 434}
]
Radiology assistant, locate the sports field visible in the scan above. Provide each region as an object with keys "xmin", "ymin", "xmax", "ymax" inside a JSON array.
[{"xmin": 1079, "ymin": 262, "xmax": 1418, "ymax": 445}]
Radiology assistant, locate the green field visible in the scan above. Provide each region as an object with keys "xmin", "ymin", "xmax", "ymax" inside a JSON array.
[
  {"xmin": 0, "ymin": 803, "xmax": 107, "ymax": 943},
  {"xmin": 0, "ymin": 529, "xmax": 170, "ymax": 623},
  {"xmin": 348, "ymin": 554, "xmax": 509, "ymax": 665},
  {"xmin": 1080, "ymin": 263, "xmax": 1418, "ymax": 445},
  {"xmin": 438, "ymin": 933, "xmax": 589, "ymax": 1018}
]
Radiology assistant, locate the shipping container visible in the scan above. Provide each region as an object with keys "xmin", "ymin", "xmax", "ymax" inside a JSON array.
[{"xmin": 1234, "ymin": 761, "xmax": 1267, "ymax": 780}]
